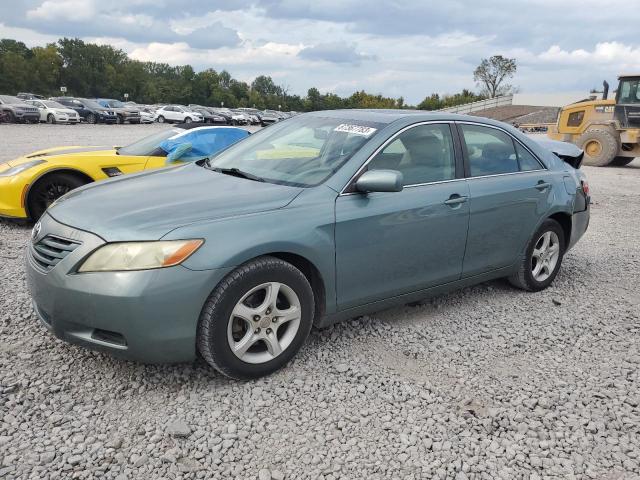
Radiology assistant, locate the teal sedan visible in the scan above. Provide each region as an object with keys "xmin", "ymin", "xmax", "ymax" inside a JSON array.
[{"xmin": 26, "ymin": 110, "xmax": 590, "ymax": 379}]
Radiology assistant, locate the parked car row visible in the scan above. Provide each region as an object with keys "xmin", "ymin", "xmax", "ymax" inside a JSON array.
[{"xmin": 1, "ymin": 93, "xmax": 298, "ymax": 126}]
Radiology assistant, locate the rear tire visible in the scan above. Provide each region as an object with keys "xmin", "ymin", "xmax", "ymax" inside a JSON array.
[
  {"xmin": 577, "ymin": 128, "xmax": 619, "ymax": 166},
  {"xmin": 184, "ymin": 117, "xmax": 192, "ymax": 124},
  {"xmin": 610, "ymin": 156, "xmax": 635, "ymax": 167},
  {"xmin": 157, "ymin": 115, "xmax": 165, "ymax": 123},
  {"xmin": 509, "ymin": 219, "xmax": 566, "ymax": 292},
  {"xmin": 7, "ymin": 111, "xmax": 16, "ymax": 123},
  {"xmin": 197, "ymin": 256, "xmax": 314, "ymax": 380},
  {"xmin": 27, "ymin": 172, "xmax": 89, "ymax": 221},
  {"xmin": 87, "ymin": 113, "xmax": 97, "ymax": 124}
]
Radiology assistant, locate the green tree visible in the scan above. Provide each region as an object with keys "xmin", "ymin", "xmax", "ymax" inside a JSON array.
[{"xmin": 473, "ymin": 55, "xmax": 517, "ymax": 98}]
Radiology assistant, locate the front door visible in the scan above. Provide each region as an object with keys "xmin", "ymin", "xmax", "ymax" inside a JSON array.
[{"xmin": 335, "ymin": 123, "xmax": 470, "ymax": 310}]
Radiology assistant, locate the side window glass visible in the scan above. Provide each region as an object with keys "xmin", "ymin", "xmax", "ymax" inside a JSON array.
[
  {"xmin": 460, "ymin": 124, "xmax": 519, "ymax": 177},
  {"xmin": 515, "ymin": 142, "xmax": 543, "ymax": 171},
  {"xmin": 367, "ymin": 124, "xmax": 456, "ymax": 185}
]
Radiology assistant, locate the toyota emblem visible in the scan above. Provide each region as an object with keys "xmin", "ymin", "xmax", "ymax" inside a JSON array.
[{"xmin": 31, "ymin": 221, "xmax": 41, "ymax": 242}]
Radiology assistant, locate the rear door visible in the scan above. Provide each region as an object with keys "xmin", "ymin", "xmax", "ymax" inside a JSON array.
[
  {"xmin": 457, "ymin": 122, "xmax": 553, "ymax": 277},
  {"xmin": 162, "ymin": 106, "xmax": 177, "ymax": 122}
]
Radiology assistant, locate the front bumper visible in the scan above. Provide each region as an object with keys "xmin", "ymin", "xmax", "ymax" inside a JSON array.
[
  {"xmin": 92, "ymin": 113, "xmax": 117, "ymax": 124},
  {"xmin": 15, "ymin": 111, "xmax": 40, "ymax": 122},
  {"xmin": 26, "ymin": 213, "xmax": 233, "ymax": 363},
  {"xmin": 0, "ymin": 173, "xmax": 28, "ymax": 218},
  {"xmin": 54, "ymin": 113, "xmax": 79, "ymax": 123},
  {"xmin": 122, "ymin": 113, "xmax": 141, "ymax": 122}
]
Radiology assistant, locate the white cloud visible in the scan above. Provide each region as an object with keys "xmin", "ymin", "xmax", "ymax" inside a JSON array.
[
  {"xmin": 539, "ymin": 42, "xmax": 640, "ymax": 69},
  {"xmin": 27, "ymin": 0, "xmax": 96, "ymax": 21},
  {"xmin": 5, "ymin": 1, "xmax": 640, "ymax": 103}
]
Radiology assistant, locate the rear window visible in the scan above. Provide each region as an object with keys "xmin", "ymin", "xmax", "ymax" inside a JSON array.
[{"xmin": 460, "ymin": 124, "xmax": 519, "ymax": 176}]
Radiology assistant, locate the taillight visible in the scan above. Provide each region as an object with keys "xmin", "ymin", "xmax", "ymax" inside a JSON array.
[{"xmin": 581, "ymin": 180, "xmax": 589, "ymax": 196}]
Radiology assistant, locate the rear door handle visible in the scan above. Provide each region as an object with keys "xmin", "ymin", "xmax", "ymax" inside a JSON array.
[
  {"xmin": 444, "ymin": 194, "xmax": 468, "ymax": 206},
  {"xmin": 535, "ymin": 181, "xmax": 551, "ymax": 191}
]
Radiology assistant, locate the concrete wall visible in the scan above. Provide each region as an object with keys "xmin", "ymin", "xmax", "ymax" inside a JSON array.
[{"xmin": 512, "ymin": 92, "xmax": 598, "ymax": 107}]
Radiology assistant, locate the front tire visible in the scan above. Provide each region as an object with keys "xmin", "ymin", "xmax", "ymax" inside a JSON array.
[
  {"xmin": 46, "ymin": 114, "xmax": 56, "ymax": 124},
  {"xmin": 577, "ymin": 128, "xmax": 619, "ymax": 166},
  {"xmin": 116, "ymin": 115, "xmax": 124, "ymax": 125},
  {"xmin": 509, "ymin": 219, "xmax": 565, "ymax": 292},
  {"xmin": 157, "ymin": 115, "xmax": 165, "ymax": 123},
  {"xmin": 86, "ymin": 113, "xmax": 97, "ymax": 124},
  {"xmin": 197, "ymin": 256, "xmax": 314, "ymax": 380},
  {"xmin": 27, "ymin": 172, "xmax": 89, "ymax": 221},
  {"xmin": 184, "ymin": 117, "xmax": 192, "ymax": 124}
]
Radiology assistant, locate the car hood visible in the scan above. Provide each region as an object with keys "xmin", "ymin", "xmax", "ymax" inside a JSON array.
[
  {"xmin": 110, "ymin": 107, "xmax": 139, "ymax": 113},
  {"xmin": 47, "ymin": 163, "xmax": 304, "ymax": 241},
  {"xmin": 4, "ymin": 146, "xmax": 113, "ymax": 167},
  {"xmin": 51, "ymin": 108, "xmax": 78, "ymax": 115},
  {"xmin": 4, "ymin": 101, "xmax": 34, "ymax": 109}
]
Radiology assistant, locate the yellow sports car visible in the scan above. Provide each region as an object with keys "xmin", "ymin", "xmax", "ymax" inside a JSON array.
[{"xmin": 0, "ymin": 125, "xmax": 249, "ymax": 221}]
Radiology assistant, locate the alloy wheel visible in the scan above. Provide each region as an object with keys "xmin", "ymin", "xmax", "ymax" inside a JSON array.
[
  {"xmin": 227, "ymin": 282, "xmax": 301, "ymax": 364},
  {"xmin": 531, "ymin": 231, "xmax": 560, "ymax": 282}
]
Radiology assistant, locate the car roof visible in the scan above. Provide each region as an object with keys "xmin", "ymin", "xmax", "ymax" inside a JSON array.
[{"xmin": 304, "ymin": 108, "xmax": 513, "ymax": 128}]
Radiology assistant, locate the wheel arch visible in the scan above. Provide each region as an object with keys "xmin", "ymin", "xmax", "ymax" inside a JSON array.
[
  {"xmin": 25, "ymin": 168, "xmax": 95, "ymax": 218},
  {"xmin": 548, "ymin": 211, "xmax": 572, "ymax": 246},
  {"xmin": 258, "ymin": 252, "xmax": 327, "ymax": 323}
]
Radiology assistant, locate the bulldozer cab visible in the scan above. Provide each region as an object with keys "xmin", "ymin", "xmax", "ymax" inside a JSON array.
[{"xmin": 615, "ymin": 75, "xmax": 640, "ymax": 128}]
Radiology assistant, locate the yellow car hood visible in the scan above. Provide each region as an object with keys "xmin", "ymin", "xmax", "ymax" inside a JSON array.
[{"xmin": 6, "ymin": 146, "xmax": 116, "ymax": 167}]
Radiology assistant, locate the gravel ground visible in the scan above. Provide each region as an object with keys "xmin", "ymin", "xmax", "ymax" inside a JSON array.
[{"xmin": 1, "ymin": 124, "xmax": 639, "ymax": 480}]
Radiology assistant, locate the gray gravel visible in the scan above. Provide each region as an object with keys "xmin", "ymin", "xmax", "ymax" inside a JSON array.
[{"xmin": 1, "ymin": 124, "xmax": 640, "ymax": 479}]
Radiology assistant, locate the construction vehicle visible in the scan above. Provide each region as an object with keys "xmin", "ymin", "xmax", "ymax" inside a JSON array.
[{"xmin": 547, "ymin": 75, "xmax": 640, "ymax": 166}]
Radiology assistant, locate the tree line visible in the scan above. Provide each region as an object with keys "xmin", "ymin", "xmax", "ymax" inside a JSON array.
[{"xmin": 0, "ymin": 37, "xmax": 516, "ymax": 111}]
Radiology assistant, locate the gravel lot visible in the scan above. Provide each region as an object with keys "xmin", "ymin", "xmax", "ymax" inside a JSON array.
[{"xmin": 1, "ymin": 124, "xmax": 639, "ymax": 480}]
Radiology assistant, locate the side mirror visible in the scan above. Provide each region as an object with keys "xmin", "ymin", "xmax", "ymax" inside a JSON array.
[
  {"xmin": 355, "ymin": 170, "xmax": 403, "ymax": 193},
  {"xmin": 166, "ymin": 143, "xmax": 193, "ymax": 163}
]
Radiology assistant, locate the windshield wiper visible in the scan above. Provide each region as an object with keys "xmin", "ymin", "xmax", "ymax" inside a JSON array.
[{"xmin": 210, "ymin": 167, "xmax": 264, "ymax": 182}]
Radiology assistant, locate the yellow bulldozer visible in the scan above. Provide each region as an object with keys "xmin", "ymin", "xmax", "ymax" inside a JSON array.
[{"xmin": 547, "ymin": 75, "xmax": 640, "ymax": 166}]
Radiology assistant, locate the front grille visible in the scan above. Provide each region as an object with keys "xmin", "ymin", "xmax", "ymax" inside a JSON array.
[{"xmin": 30, "ymin": 235, "xmax": 81, "ymax": 272}]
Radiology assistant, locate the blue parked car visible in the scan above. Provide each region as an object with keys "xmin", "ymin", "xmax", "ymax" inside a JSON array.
[{"xmin": 27, "ymin": 110, "xmax": 590, "ymax": 379}]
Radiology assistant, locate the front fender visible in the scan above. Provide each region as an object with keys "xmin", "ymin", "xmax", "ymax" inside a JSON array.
[{"xmin": 164, "ymin": 187, "xmax": 338, "ymax": 313}]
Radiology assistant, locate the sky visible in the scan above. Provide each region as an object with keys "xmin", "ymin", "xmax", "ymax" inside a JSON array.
[{"xmin": 1, "ymin": 0, "xmax": 639, "ymax": 104}]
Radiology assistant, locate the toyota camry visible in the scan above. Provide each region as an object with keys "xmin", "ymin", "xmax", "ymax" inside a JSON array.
[{"xmin": 26, "ymin": 110, "xmax": 590, "ymax": 379}]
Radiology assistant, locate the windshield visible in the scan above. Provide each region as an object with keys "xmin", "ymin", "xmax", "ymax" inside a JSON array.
[
  {"xmin": 118, "ymin": 128, "xmax": 182, "ymax": 156},
  {"xmin": 0, "ymin": 95, "xmax": 22, "ymax": 104},
  {"xmin": 618, "ymin": 78, "xmax": 640, "ymax": 104},
  {"xmin": 208, "ymin": 115, "xmax": 383, "ymax": 187},
  {"xmin": 104, "ymin": 100, "xmax": 125, "ymax": 108},
  {"xmin": 80, "ymin": 99, "xmax": 105, "ymax": 109}
]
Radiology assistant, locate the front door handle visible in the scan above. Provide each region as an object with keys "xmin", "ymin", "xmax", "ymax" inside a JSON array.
[
  {"xmin": 535, "ymin": 181, "xmax": 551, "ymax": 191},
  {"xmin": 444, "ymin": 194, "xmax": 468, "ymax": 206}
]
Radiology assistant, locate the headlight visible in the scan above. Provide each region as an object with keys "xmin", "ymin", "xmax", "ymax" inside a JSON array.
[
  {"xmin": 78, "ymin": 240, "xmax": 203, "ymax": 273},
  {"xmin": 0, "ymin": 160, "xmax": 46, "ymax": 177}
]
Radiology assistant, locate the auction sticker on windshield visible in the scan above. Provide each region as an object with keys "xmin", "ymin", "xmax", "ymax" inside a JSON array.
[{"xmin": 334, "ymin": 124, "xmax": 377, "ymax": 137}]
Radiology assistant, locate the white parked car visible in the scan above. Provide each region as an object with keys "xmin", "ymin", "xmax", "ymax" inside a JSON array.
[
  {"xmin": 154, "ymin": 105, "xmax": 204, "ymax": 124},
  {"xmin": 139, "ymin": 110, "xmax": 155, "ymax": 124},
  {"xmin": 27, "ymin": 99, "xmax": 80, "ymax": 124}
]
